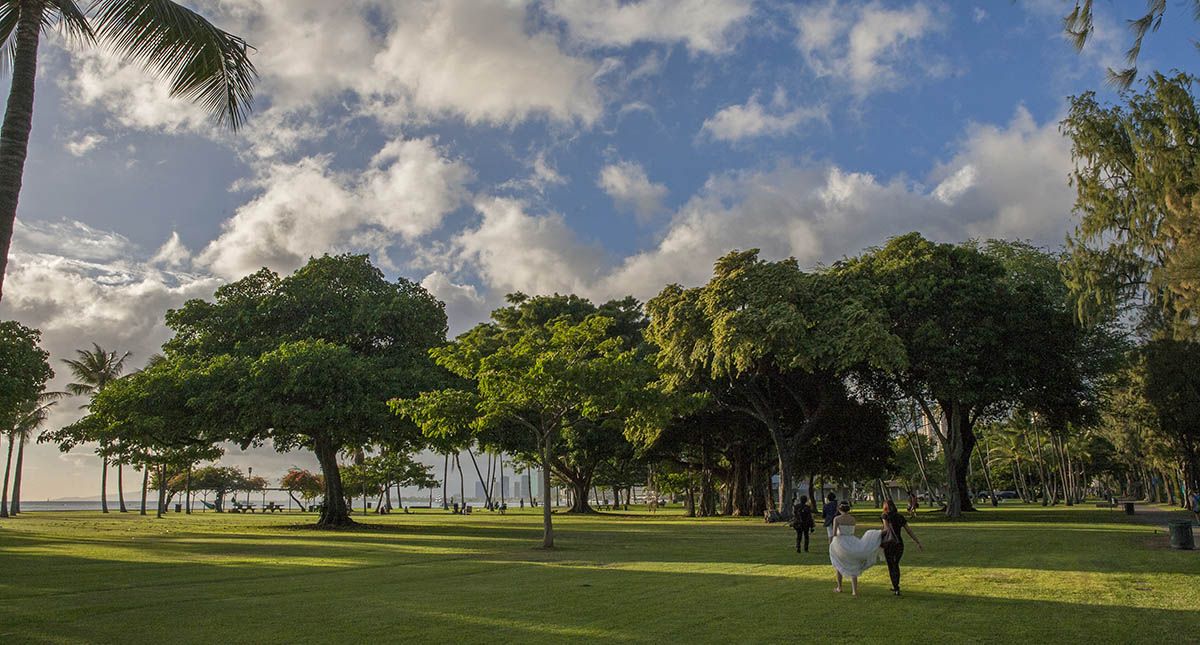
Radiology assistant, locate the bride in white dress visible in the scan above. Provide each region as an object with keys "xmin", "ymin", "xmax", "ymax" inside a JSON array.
[{"xmin": 828, "ymin": 502, "xmax": 882, "ymax": 596}]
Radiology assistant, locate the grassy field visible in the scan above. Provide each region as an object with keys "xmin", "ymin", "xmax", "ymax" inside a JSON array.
[{"xmin": 0, "ymin": 503, "xmax": 1197, "ymax": 644}]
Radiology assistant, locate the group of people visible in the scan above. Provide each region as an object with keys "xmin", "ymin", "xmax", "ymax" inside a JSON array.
[{"xmin": 791, "ymin": 493, "xmax": 924, "ymax": 596}]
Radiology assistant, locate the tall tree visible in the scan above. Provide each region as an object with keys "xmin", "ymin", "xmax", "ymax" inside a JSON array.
[
  {"xmin": 395, "ymin": 297, "xmax": 650, "ymax": 547},
  {"xmin": 0, "ymin": 320, "xmax": 51, "ymax": 518},
  {"xmin": 837, "ymin": 234, "xmax": 1070, "ymax": 517},
  {"xmin": 0, "ymin": 0, "xmax": 257, "ymax": 302},
  {"xmin": 7, "ymin": 390, "xmax": 62, "ymax": 514},
  {"xmin": 62, "ymin": 343, "xmax": 129, "ymax": 512},
  {"xmin": 1142, "ymin": 340, "xmax": 1200, "ymax": 497},
  {"xmin": 647, "ymin": 250, "xmax": 904, "ymax": 518},
  {"xmin": 1061, "ymin": 73, "xmax": 1200, "ymax": 337},
  {"xmin": 164, "ymin": 254, "xmax": 447, "ymax": 528}
]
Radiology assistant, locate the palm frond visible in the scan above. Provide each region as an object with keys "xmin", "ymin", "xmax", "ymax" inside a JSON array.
[
  {"xmin": 0, "ymin": 0, "xmax": 19, "ymax": 75},
  {"xmin": 46, "ymin": 0, "xmax": 94, "ymax": 46},
  {"xmin": 90, "ymin": 0, "xmax": 256, "ymax": 130}
]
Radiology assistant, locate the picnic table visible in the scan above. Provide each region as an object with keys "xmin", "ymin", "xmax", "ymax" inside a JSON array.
[
  {"xmin": 229, "ymin": 501, "xmax": 256, "ymax": 513},
  {"xmin": 262, "ymin": 502, "xmax": 284, "ymax": 513}
]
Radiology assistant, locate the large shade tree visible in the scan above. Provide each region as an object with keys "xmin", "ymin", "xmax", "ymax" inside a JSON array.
[
  {"xmin": 0, "ymin": 0, "xmax": 257, "ymax": 302},
  {"xmin": 164, "ymin": 254, "xmax": 447, "ymax": 528},
  {"xmin": 395, "ymin": 294, "xmax": 651, "ymax": 547},
  {"xmin": 646, "ymin": 250, "xmax": 904, "ymax": 519},
  {"xmin": 836, "ymin": 233, "xmax": 1074, "ymax": 517}
]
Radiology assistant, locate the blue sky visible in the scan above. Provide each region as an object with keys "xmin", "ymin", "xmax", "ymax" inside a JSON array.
[{"xmin": 4, "ymin": 0, "xmax": 1198, "ymax": 498}]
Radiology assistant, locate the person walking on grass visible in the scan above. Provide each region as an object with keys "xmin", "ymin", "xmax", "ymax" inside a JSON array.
[
  {"xmin": 829, "ymin": 501, "xmax": 883, "ymax": 596},
  {"xmin": 822, "ymin": 493, "xmax": 839, "ymax": 540},
  {"xmin": 791, "ymin": 495, "xmax": 816, "ymax": 553},
  {"xmin": 881, "ymin": 499, "xmax": 924, "ymax": 596}
]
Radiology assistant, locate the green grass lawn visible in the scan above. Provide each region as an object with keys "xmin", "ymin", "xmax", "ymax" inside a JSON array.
[{"xmin": 1, "ymin": 503, "xmax": 1197, "ymax": 644}]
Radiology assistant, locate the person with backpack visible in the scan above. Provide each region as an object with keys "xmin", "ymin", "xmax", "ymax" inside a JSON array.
[{"xmin": 791, "ymin": 495, "xmax": 816, "ymax": 553}]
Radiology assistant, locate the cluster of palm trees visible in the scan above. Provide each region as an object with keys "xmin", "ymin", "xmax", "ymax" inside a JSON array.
[{"xmin": 1, "ymin": 343, "xmax": 127, "ymax": 516}]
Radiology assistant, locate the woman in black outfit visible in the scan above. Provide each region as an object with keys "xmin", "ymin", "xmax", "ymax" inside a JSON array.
[{"xmin": 881, "ymin": 499, "xmax": 923, "ymax": 596}]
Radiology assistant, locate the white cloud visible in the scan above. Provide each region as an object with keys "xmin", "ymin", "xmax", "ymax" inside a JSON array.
[
  {"xmin": 362, "ymin": 138, "xmax": 473, "ymax": 239},
  {"xmin": 794, "ymin": 1, "xmax": 944, "ymax": 96},
  {"xmin": 420, "ymin": 271, "xmax": 491, "ymax": 335},
  {"xmin": 701, "ymin": 90, "xmax": 827, "ymax": 142},
  {"xmin": 433, "ymin": 107, "xmax": 1073, "ymax": 305},
  {"xmin": 197, "ymin": 156, "xmax": 356, "ymax": 279},
  {"xmin": 929, "ymin": 106, "xmax": 1074, "ymax": 240},
  {"xmin": 63, "ymin": 0, "xmax": 603, "ymax": 148},
  {"xmin": 371, "ymin": 0, "xmax": 601, "ymax": 126},
  {"xmin": 65, "ymin": 132, "xmax": 106, "ymax": 157},
  {"xmin": 973, "ymin": 7, "xmax": 988, "ymax": 23},
  {"xmin": 150, "ymin": 232, "xmax": 191, "ymax": 268},
  {"xmin": 450, "ymin": 197, "xmax": 605, "ymax": 297},
  {"xmin": 2, "ymin": 221, "xmax": 225, "ymax": 496},
  {"xmin": 12, "ymin": 219, "xmax": 132, "ymax": 261},
  {"xmin": 598, "ymin": 161, "xmax": 668, "ymax": 221},
  {"xmin": 198, "ymin": 137, "xmax": 471, "ymax": 279},
  {"xmin": 546, "ymin": 0, "xmax": 754, "ymax": 54}
]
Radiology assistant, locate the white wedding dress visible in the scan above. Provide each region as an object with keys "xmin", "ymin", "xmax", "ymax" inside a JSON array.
[{"xmin": 829, "ymin": 523, "xmax": 883, "ymax": 578}]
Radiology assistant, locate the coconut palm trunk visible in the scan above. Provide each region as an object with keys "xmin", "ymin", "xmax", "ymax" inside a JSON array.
[
  {"xmin": 0, "ymin": 0, "xmax": 45, "ymax": 302},
  {"xmin": 1, "ymin": 432, "xmax": 14, "ymax": 518},
  {"xmin": 10, "ymin": 434, "xmax": 26, "ymax": 514}
]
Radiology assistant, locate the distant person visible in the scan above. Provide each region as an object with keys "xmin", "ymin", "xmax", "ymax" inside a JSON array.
[
  {"xmin": 452, "ymin": 501, "xmax": 459, "ymax": 514},
  {"xmin": 907, "ymin": 490, "xmax": 919, "ymax": 519},
  {"xmin": 520, "ymin": 499, "xmax": 525, "ymax": 509},
  {"xmin": 881, "ymin": 499, "xmax": 924, "ymax": 596},
  {"xmin": 829, "ymin": 501, "xmax": 882, "ymax": 596},
  {"xmin": 822, "ymin": 493, "xmax": 839, "ymax": 540},
  {"xmin": 500, "ymin": 502, "xmax": 507, "ymax": 514},
  {"xmin": 791, "ymin": 495, "xmax": 815, "ymax": 553},
  {"xmin": 1192, "ymin": 491, "xmax": 1200, "ymax": 523}
]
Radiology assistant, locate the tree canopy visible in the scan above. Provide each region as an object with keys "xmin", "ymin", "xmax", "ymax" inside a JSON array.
[{"xmin": 162, "ymin": 254, "xmax": 448, "ymax": 528}]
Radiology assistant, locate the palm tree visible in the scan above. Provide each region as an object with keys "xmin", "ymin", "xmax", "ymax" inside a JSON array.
[
  {"xmin": 4, "ymin": 390, "xmax": 63, "ymax": 515},
  {"xmin": 0, "ymin": 0, "xmax": 257, "ymax": 302},
  {"xmin": 63, "ymin": 343, "xmax": 129, "ymax": 512}
]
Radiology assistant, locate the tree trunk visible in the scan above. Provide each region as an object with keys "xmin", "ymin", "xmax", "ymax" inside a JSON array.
[
  {"xmin": 456, "ymin": 453, "xmax": 466, "ymax": 510},
  {"xmin": 156, "ymin": 463, "xmax": 166, "ymax": 519},
  {"xmin": 442, "ymin": 452, "xmax": 449, "ymax": 509},
  {"xmin": 466, "ymin": 447, "xmax": 491, "ymax": 507},
  {"xmin": 313, "ymin": 433, "xmax": 353, "ymax": 528},
  {"xmin": 184, "ymin": 466, "xmax": 192, "ymax": 514},
  {"xmin": 0, "ymin": 0, "xmax": 46, "ymax": 302},
  {"xmin": 763, "ymin": 421, "xmax": 796, "ymax": 519},
  {"xmin": 140, "ymin": 464, "xmax": 148, "ymax": 515},
  {"xmin": 540, "ymin": 437, "xmax": 554, "ymax": 548},
  {"xmin": 977, "ymin": 446, "xmax": 998, "ymax": 507},
  {"xmin": 1, "ymin": 432, "xmax": 13, "ymax": 518},
  {"xmin": 98, "ymin": 455, "xmax": 109, "ymax": 513},
  {"xmin": 118, "ymin": 462, "xmax": 127, "ymax": 513},
  {"xmin": 942, "ymin": 401, "xmax": 977, "ymax": 518},
  {"xmin": 10, "ymin": 434, "xmax": 26, "ymax": 514}
]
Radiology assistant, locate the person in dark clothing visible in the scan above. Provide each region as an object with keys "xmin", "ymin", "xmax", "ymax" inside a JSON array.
[
  {"xmin": 791, "ymin": 495, "xmax": 816, "ymax": 553},
  {"xmin": 821, "ymin": 493, "xmax": 839, "ymax": 540},
  {"xmin": 881, "ymin": 499, "xmax": 924, "ymax": 596}
]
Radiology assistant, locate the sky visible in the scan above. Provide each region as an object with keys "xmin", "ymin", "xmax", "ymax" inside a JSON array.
[{"xmin": 2, "ymin": 0, "xmax": 1198, "ymax": 500}]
